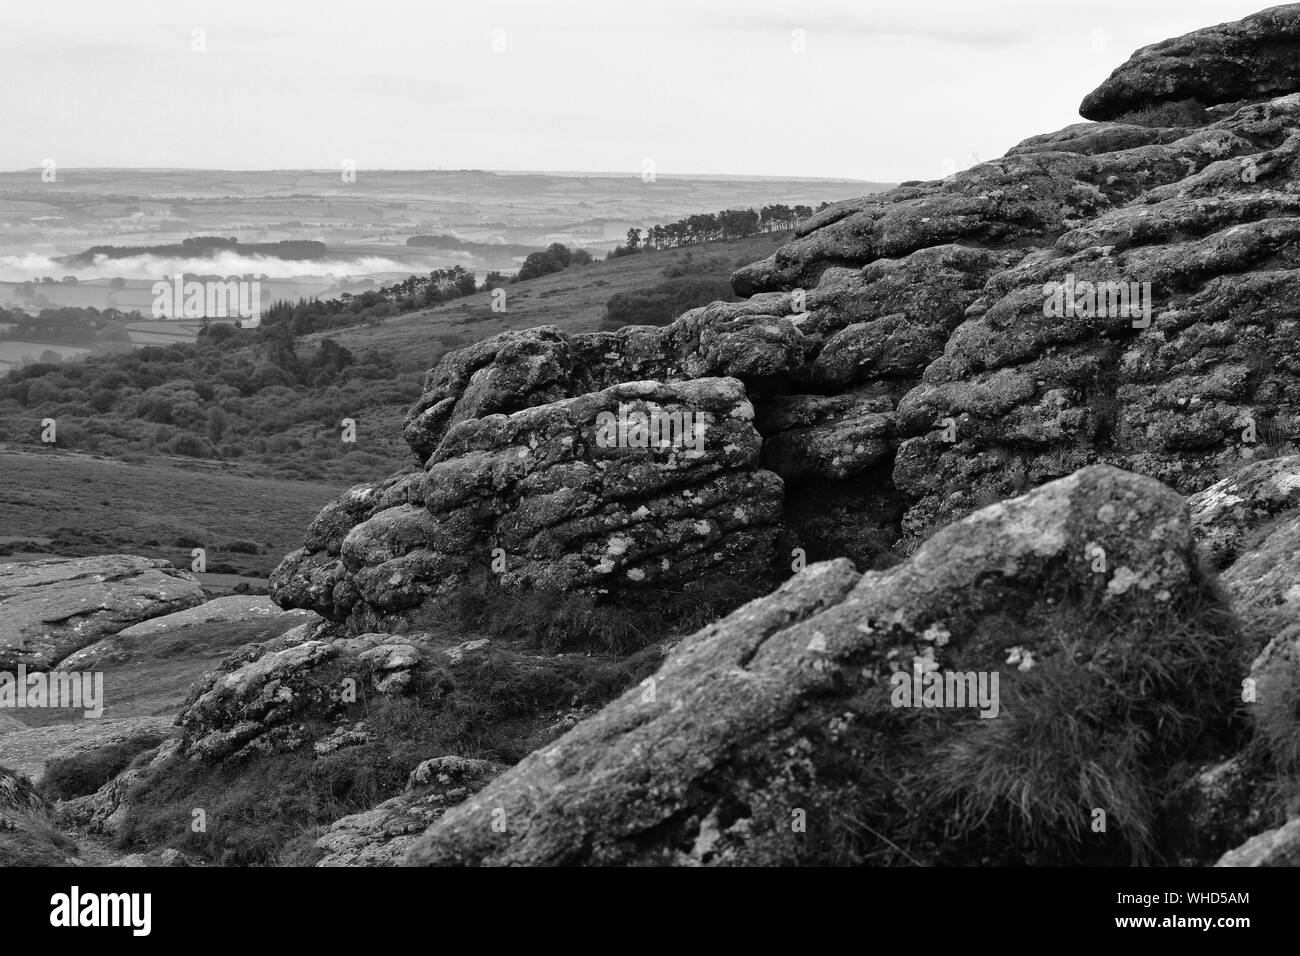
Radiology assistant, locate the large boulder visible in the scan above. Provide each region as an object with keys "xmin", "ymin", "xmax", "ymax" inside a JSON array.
[
  {"xmin": 273, "ymin": 377, "xmax": 784, "ymax": 631},
  {"xmin": 176, "ymin": 622, "xmax": 425, "ymax": 760},
  {"xmin": 0, "ymin": 716, "xmax": 174, "ymax": 783},
  {"xmin": 57, "ymin": 596, "xmax": 319, "ymax": 720},
  {"xmin": 312, "ymin": 756, "xmax": 501, "ymax": 866},
  {"xmin": 1081, "ymin": 4, "xmax": 1300, "ymax": 120},
  {"xmin": 405, "ymin": 466, "xmax": 1246, "ymax": 866},
  {"xmin": 0, "ymin": 556, "xmax": 204, "ymax": 669}
]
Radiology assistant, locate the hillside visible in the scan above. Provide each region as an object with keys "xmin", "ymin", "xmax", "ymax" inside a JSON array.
[
  {"xmin": 296, "ymin": 232, "xmax": 791, "ymax": 359},
  {"xmin": 13, "ymin": 4, "xmax": 1300, "ymax": 874},
  {"xmin": 0, "ymin": 232, "xmax": 798, "ymax": 581},
  {"xmin": 0, "ymin": 445, "xmax": 343, "ymax": 580}
]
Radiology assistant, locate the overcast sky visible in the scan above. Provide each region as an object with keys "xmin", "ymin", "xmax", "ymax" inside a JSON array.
[{"xmin": 0, "ymin": 0, "xmax": 1273, "ymax": 181}]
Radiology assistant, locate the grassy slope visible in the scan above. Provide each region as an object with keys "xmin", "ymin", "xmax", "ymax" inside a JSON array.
[
  {"xmin": 0, "ymin": 444, "xmax": 345, "ymax": 577},
  {"xmin": 301, "ymin": 234, "xmax": 790, "ymax": 362}
]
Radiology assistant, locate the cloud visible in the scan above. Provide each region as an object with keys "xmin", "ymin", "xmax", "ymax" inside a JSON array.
[{"xmin": 0, "ymin": 251, "xmax": 431, "ymax": 283}]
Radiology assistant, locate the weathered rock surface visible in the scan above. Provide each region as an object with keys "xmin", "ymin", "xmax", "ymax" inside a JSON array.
[
  {"xmin": 177, "ymin": 621, "xmax": 425, "ymax": 760},
  {"xmin": 0, "ymin": 764, "xmax": 76, "ymax": 865},
  {"xmin": 0, "ymin": 556, "xmax": 204, "ymax": 669},
  {"xmin": 1081, "ymin": 4, "xmax": 1300, "ymax": 120},
  {"xmin": 1188, "ymin": 454, "xmax": 1300, "ymax": 568},
  {"xmin": 313, "ymin": 756, "xmax": 501, "ymax": 866},
  {"xmin": 1216, "ymin": 817, "xmax": 1300, "ymax": 866},
  {"xmin": 1182, "ymin": 455, "xmax": 1300, "ymax": 865},
  {"xmin": 0, "ymin": 715, "xmax": 174, "ymax": 783},
  {"xmin": 54, "ymin": 596, "xmax": 320, "ymax": 720},
  {"xmin": 62, "ymin": 595, "xmax": 316, "ymax": 671},
  {"xmin": 406, "ymin": 466, "xmax": 1240, "ymax": 866},
  {"xmin": 1, "ymin": 764, "xmax": 50, "ymax": 825},
  {"xmin": 274, "ymin": 377, "xmax": 784, "ymax": 630}
]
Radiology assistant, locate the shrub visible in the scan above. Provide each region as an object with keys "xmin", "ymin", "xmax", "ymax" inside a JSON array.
[
  {"xmin": 1110, "ymin": 98, "xmax": 1211, "ymax": 128},
  {"xmin": 602, "ymin": 277, "xmax": 736, "ymax": 329}
]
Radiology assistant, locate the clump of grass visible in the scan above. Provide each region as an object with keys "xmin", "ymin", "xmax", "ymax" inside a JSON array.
[
  {"xmin": 1110, "ymin": 98, "xmax": 1211, "ymax": 129},
  {"xmin": 0, "ymin": 819, "xmax": 80, "ymax": 866},
  {"xmin": 39, "ymin": 733, "xmax": 168, "ymax": 802},
  {"xmin": 810, "ymin": 577, "xmax": 1250, "ymax": 866},
  {"xmin": 424, "ymin": 574, "xmax": 765, "ymax": 654},
  {"xmin": 912, "ymin": 586, "xmax": 1248, "ymax": 864},
  {"xmin": 114, "ymin": 645, "xmax": 663, "ymax": 866}
]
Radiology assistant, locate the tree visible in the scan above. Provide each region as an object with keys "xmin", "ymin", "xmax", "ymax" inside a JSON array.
[
  {"xmin": 207, "ymin": 407, "xmax": 227, "ymax": 443},
  {"xmin": 626, "ymin": 228, "xmax": 642, "ymax": 251}
]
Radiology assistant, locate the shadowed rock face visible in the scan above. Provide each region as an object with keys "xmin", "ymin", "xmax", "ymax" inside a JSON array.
[
  {"xmin": 404, "ymin": 466, "xmax": 1237, "ymax": 866},
  {"xmin": 1081, "ymin": 3, "xmax": 1300, "ymax": 120}
]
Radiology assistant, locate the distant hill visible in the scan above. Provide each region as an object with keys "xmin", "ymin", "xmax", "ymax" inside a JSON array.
[{"xmin": 60, "ymin": 238, "xmax": 328, "ymax": 265}]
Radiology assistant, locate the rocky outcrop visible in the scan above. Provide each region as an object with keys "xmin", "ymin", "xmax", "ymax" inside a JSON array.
[
  {"xmin": 1187, "ymin": 454, "xmax": 1300, "ymax": 568},
  {"xmin": 53, "ymin": 596, "xmax": 319, "ymax": 720},
  {"xmin": 1081, "ymin": 4, "xmax": 1300, "ymax": 120},
  {"xmin": 0, "ymin": 716, "xmax": 175, "ymax": 783},
  {"xmin": 269, "ymin": 9, "xmax": 1300, "ymax": 634},
  {"xmin": 1217, "ymin": 818, "xmax": 1300, "ymax": 866},
  {"xmin": 1, "ymin": 764, "xmax": 50, "ymax": 826},
  {"xmin": 61, "ymin": 596, "xmax": 317, "ymax": 671},
  {"xmin": 0, "ymin": 556, "xmax": 204, "ymax": 669},
  {"xmin": 176, "ymin": 621, "xmax": 425, "ymax": 760},
  {"xmin": 313, "ymin": 756, "xmax": 501, "ymax": 866},
  {"xmin": 237, "ymin": 6, "xmax": 1300, "ymax": 867},
  {"xmin": 273, "ymin": 377, "xmax": 784, "ymax": 630},
  {"xmin": 1181, "ymin": 454, "xmax": 1300, "ymax": 864},
  {"xmin": 406, "ymin": 466, "xmax": 1245, "ymax": 866},
  {"xmin": 0, "ymin": 764, "xmax": 76, "ymax": 865}
]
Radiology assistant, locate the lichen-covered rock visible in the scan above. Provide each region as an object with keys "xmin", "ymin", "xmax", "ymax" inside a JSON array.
[
  {"xmin": 890, "ymin": 102, "xmax": 1300, "ymax": 534},
  {"xmin": 274, "ymin": 377, "xmax": 784, "ymax": 630},
  {"xmin": 405, "ymin": 466, "xmax": 1240, "ymax": 866},
  {"xmin": 53, "ymin": 767, "xmax": 149, "ymax": 837},
  {"xmin": 1160, "ymin": 753, "xmax": 1278, "ymax": 866},
  {"xmin": 756, "ymin": 391, "xmax": 894, "ymax": 480},
  {"xmin": 1188, "ymin": 454, "xmax": 1300, "ymax": 568},
  {"xmin": 1216, "ymin": 817, "xmax": 1300, "ymax": 866},
  {"xmin": 313, "ymin": 756, "xmax": 501, "ymax": 866},
  {"xmin": 1081, "ymin": 4, "xmax": 1300, "ymax": 120},
  {"xmin": 177, "ymin": 625, "xmax": 424, "ymax": 760},
  {"xmin": 0, "ymin": 555, "xmax": 204, "ymax": 669}
]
